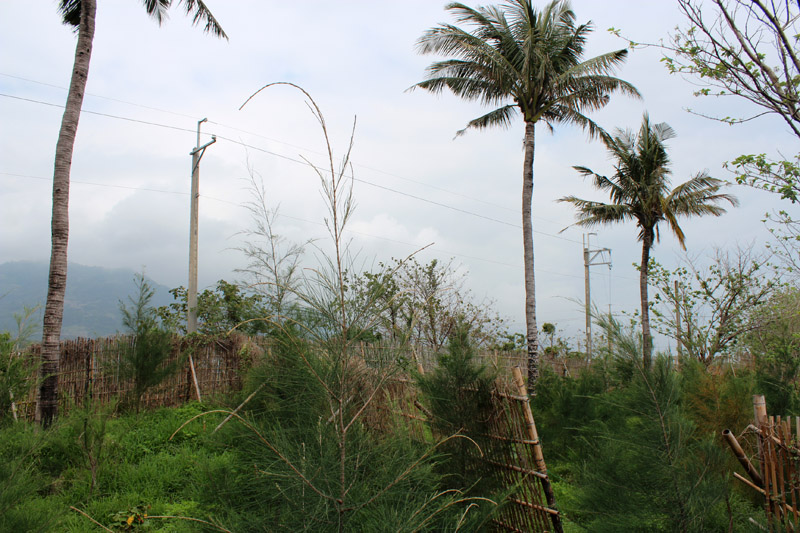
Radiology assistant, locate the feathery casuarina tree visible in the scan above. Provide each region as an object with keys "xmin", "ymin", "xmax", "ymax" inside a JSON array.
[
  {"xmin": 37, "ymin": 0, "xmax": 226, "ymax": 426},
  {"xmin": 411, "ymin": 0, "xmax": 638, "ymax": 392},
  {"xmin": 559, "ymin": 115, "xmax": 738, "ymax": 367}
]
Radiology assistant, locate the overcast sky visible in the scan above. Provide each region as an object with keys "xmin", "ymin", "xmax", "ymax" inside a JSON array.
[{"xmin": 0, "ymin": 1, "xmax": 790, "ymax": 349}]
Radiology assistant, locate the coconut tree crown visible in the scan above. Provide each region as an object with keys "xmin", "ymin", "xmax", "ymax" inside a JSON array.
[
  {"xmin": 560, "ymin": 113, "xmax": 738, "ymax": 366},
  {"xmin": 411, "ymin": 0, "xmax": 639, "ymax": 136},
  {"xmin": 58, "ymin": 0, "xmax": 227, "ymax": 39},
  {"xmin": 561, "ymin": 114, "xmax": 738, "ymax": 248}
]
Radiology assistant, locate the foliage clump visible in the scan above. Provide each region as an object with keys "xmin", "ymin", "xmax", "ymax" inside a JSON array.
[
  {"xmin": 417, "ymin": 321, "xmax": 502, "ymax": 496},
  {"xmin": 118, "ymin": 274, "xmax": 179, "ymax": 412}
]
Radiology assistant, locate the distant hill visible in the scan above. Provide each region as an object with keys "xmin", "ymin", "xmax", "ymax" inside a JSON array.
[{"xmin": 0, "ymin": 261, "xmax": 173, "ymax": 339}]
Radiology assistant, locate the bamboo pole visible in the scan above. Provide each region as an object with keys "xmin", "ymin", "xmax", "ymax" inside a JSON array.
[
  {"xmin": 188, "ymin": 351, "xmax": 202, "ymax": 403},
  {"xmin": 780, "ymin": 420, "xmax": 799, "ymax": 527},
  {"xmin": 735, "ymin": 472, "xmax": 800, "ymax": 516},
  {"xmin": 512, "ymin": 366, "xmax": 563, "ymax": 533},
  {"xmin": 789, "ymin": 419, "xmax": 800, "ymax": 526},
  {"xmin": 754, "ymin": 395, "xmax": 773, "ymax": 531},
  {"xmin": 723, "ymin": 429, "xmax": 764, "ymax": 486},
  {"xmin": 776, "ymin": 418, "xmax": 792, "ymax": 531}
]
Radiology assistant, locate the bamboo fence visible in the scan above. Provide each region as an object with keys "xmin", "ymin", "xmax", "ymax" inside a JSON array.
[
  {"xmin": 14, "ymin": 337, "xmax": 583, "ymax": 422},
  {"xmin": 725, "ymin": 394, "xmax": 800, "ymax": 532},
  {"xmin": 16, "ymin": 334, "xmax": 256, "ymax": 419},
  {"xmin": 14, "ymin": 336, "xmax": 563, "ymax": 530},
  {"xmin": 381, "ymin": 366, "xmax": 563, "ymax": 533}
]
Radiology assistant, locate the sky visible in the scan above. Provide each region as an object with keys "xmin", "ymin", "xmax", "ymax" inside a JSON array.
[{"xmin": 0, "ymin": 1, "xmax": 791, "ymax": 350}]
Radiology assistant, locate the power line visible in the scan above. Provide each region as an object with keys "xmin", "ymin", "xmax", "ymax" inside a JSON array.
[
  {"xmin": 0, "ymin": 90, "xmax": 583, "ymax": 244},
  {"xmin": 213, "ymin": 133, "xmax": 523, "ymax": 230},
  {"xmin": 208, "ymin": 119, "xmax": 527, "ymax": 216},
  {"xmin": 1, "ymin": 72, "xmax": 574, "ymax": 227},
  {"xmin": 0, "ymin": 72, "xmax": 197, "ymax": 120},
  {"xmin": 0, "ymin": 93, "xmax": 197, "ymax": 134},
  {"xmin": 200, "ymin": 194, "xmax": 536, "ymax": 271},
  {"xmin": 210, "ymin": 133, "xmax": 586, "ymax": 244},
  {"xmin": 0, "ymin": 171, "xmax": 187, "ymax": 195},
  {"xmin": 1, "ymin": 170, "xmax": 593, "ymax": 279}
]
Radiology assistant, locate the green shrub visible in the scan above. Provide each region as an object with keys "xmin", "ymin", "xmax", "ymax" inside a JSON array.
[{"xmin": 118, "ymin": 274, "xmax": 180, "ymax": 412}]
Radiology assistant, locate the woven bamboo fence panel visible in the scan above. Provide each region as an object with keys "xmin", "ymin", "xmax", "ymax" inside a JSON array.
[
  {"xmin": 755, "ymin": 416, "xmax": 800, "ymax": 532},
  {"xmin": 17, "ymin": 334, "xmax": 255, "ymax": 419},
  {"xmin": 359, "ymin": 343, "xmax": 590, "ymax": 385},
  {"xmin": 725, "ymin": 395, "xmax": 800, "ymax": 532},
  {"xmin": 381, "ymin": 373, "xmax": 562, "ymax": 533}
]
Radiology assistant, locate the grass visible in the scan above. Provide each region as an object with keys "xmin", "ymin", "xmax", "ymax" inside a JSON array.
[{"xmin": 0, "ymin": 402, "xmax": 227, "ymax": 532}]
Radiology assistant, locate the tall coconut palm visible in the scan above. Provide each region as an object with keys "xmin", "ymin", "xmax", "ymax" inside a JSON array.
[
  {"xmin": 37, "ymin": 1, "xmax": 226, "ymax": 427},
  {"xmin": 411, "ymin": 0, "xmax": 639, "ymax": 391},
  {"xmin": 559, "ymin": 114, "xmax": 738, "ymax": 367}
]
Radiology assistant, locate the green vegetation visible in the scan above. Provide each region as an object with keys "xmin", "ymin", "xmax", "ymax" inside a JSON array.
[
  {"xmin": 530, "ymin": 317, "xmax": 779, "ymax": 532},
  {"xmin": 560, "ymin": 114, "xmax": 738, "ymax": 366},
  {"xmin": 10, "ymin": 0, "xmax": 800, "ymax": 529},
  {"xmin": 411, "ymin": 0, "xmax": 639, "ymax": 392},
  {"xmin": 118, "ymin": 274, "xmax": 179, "ymax": 412}
]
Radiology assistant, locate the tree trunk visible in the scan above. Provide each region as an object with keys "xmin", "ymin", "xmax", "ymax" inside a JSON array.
[
  {"xmin": 640, "ymin": 230, "xmax": 654, "ymax": 368},
  {"xmin": 37, "ymin": 0, "xmax": 96, "ymax": 427},
  {"xmin": 522, "ymin": 121, "xmax": 540, "ymax": 393}
]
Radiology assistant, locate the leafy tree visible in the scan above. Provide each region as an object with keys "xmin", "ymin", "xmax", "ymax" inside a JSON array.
[
  {"xmin": 647, "ymin": 247, "xmax": 777, "ymax": 366},
  {"xmin": 541, "ymin": 322, "xmax": 556, "ymax": 353},
  {"xmin": 416, "ymin": 321, "xmax": 501, "ymax": 496},
  {"xmin": 236, "ymin": 169, "xmax": 306, "ymax": 321},
  {"xmin": 664, "ymin": 0, "xmax": 800, "ymax": 135},
  {"xmin": 560, "ymin": 114, "xmax": 737, "ymax": 366},
  {"xmin": 157, "ymin": 280, "xmax": 270, "ymax": 336},
  {"xmin": 568, "ymin": 317, "xmax": 734, "ymax": 532},
  {"xmin": 0, "ymin": 307, "xmax": 40, "ymax": 424},
  {"xmin": 746, "ymin": 287, "xmax": 800, "ymax": 414},
  {"xmin": 119, "ymin": 274, "xmax": 178, "ymax": 412},
  {"xmin": 619, "ymin": 1, "xmax": 800, "ymax": 277},
  {"xmin": 351, "ymin": 257, "xmax": 504, "ymax": 351},
  {"xmin": 38, "ymin": 0, "xmax": 226, "ymax": 427},
  {"xmin": 411, "ymin": 0, "xmax": 638, "ymax": 391}
]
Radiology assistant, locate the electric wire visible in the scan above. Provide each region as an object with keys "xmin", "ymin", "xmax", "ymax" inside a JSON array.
[
  {"xmin": 0, "ymin": 91, "xmax": 585, "ymax": 244},
  {"xmin": 1, "ymin": 170, "xmax": 600, "ymax": 281},
  {"xmin": 1, "ymin": 86, "xmax": 638, "ymax": 287},
  {"xmin": 0, "ymin": 72, "xmax": 572, "ymax": 225}
]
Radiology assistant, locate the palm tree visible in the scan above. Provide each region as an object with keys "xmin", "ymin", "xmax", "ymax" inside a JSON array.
[
  {"xmin": 559, "ymin": 114, "xmax": 738, "ymax": 367},
  {"xmin": 410, "ymin": 0, "xmax": 639, "ymax": 391},
  {"xmin": 37, "ymin": 1, "xmax": 226, "ymax": 427}
]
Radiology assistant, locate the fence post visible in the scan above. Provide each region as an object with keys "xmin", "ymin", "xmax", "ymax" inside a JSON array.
[{"xmin": 512, "ymin": 366, "xmax": 563, "ymax": 533}]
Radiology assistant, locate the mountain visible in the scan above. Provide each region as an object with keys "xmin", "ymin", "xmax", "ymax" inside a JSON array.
[{"xmin": 0, "ymin": 261, "xmax": 174, "ymax": 339}]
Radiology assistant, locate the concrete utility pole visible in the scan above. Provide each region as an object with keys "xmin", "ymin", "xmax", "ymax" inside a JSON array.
[
  {"xmin": 675, "ymin": 279, "xmax": 682, "ymax": 364},
  {"xmin": 187, "ymin": 118, "xmax": 216, "ymax": 334},
  {"xmin": 583, "ymin": 233, "xmax": 611, "ymax": 358}
]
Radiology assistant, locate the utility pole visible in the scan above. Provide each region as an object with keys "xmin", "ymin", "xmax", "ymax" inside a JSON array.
[
  {"xmin": 187, "ymin": 118, "xmax": 216, "ymax": 334},
  {"xmin": 583, "ymin": 233, "xmax": 611, "ymax": 358},
  {"xmin": 675, "ymin": 279, "xmax": 682, "ymax": 366}
]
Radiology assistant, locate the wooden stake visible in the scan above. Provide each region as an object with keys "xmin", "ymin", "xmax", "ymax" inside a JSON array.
[
  {"xmin": 723, "ymin": 429, "xmax": 763, "ymax": 487},
  {"xmin": 512, "ymin": 366, "xmax": 563, "ymax": 533},
  {"xmin": 187, "ymin": 348, "xmax": 202, "ymax": 403}
]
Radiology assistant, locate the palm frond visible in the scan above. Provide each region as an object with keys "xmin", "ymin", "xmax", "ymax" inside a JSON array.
[
  {"xmin": 557, "ymin": 196, "xmax": 634, "ymax": 227},
  {"xmin": 178, "ymin": 0, "xmax": 228, "ymax": 39},
  {"xmin": 667, "ymin": 174, "xmax": 739, "ymax": 217},
  {"xmin": 564, "ymin": 113, "xmax": 737, "ymax": 247},
  {"xmin": 142, "ymin": 0, "xmax": 170, "ymax": 25},
  {"xmin": 458, "ymin": 105, "xmax": 518, "ymax": 135},
  {"xmin": 59, "ymin": 0, "xmax": 226, "ymax": 39},
  {"xmin": 58, "ymin": 0, "xmax": 82, "ymax": 28},
  {"xmin": 414, "ymin": 0, "xmax": 638, "ymax": 134},
  {"xmin": 543, "ymin": 104, "xmax": 606, "ymax": 140}
]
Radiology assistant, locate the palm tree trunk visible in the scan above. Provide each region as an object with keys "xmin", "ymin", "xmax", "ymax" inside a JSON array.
[
  {"xmin": 640, "ymin": 230, "xmax": 653, "ymax": 368},
  {"xmin": 522, "ymin": 121, "xmax": 540, "ymax": 393},
  {"xmin": 37, "ymin": 0, "xmax": 96, "ymax": 427}
]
